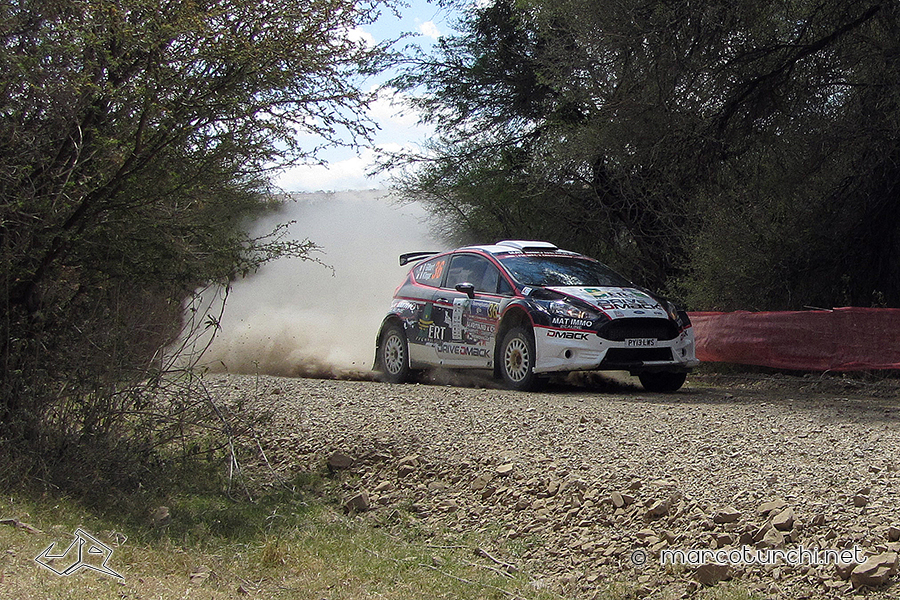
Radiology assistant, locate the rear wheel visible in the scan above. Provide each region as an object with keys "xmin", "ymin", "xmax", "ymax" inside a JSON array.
[
  {"xmin": 378, "ymin": 323, "xmax": 411, "ymax": 383},
  {"xmin": 499, "ymin": 326, "xmax": 537, "ymax": 391},
  {"xmin": 638, "ymin": 371, "xmax": 687, "ymax": 393}
]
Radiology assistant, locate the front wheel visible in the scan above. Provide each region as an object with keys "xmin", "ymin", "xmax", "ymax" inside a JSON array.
[
  {"xmin": 499, "ymin": 326, "xmax": 538, "ymax": 391},
  {"xmin": 638, "ymin": 371, "xmax": 687, "ymax": 393},
  {"xmin": 378, "ymin": 323, "xmax": 411, "ymax": 383}
]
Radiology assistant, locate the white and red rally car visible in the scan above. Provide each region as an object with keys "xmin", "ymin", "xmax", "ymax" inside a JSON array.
[{"xmin": 375, "ymin": 240, "xmax": 698, "ymax": 392}]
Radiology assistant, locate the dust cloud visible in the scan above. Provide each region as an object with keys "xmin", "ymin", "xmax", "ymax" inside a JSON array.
[{"xmin": 197, "ymin": 190, "xmax": 443, "ymax": 379}]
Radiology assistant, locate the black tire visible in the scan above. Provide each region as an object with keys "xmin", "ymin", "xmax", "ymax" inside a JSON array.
[
  {"xmin": 378, "ymin": 323, "xmax": 411, "ymax": 384},
  {"xmin": 499, "ymin": 326, "xmax": 538, "ymax": 391},
  {"xmin": 638, "ymin": 371, "xmax": 687, "ymax": 393}
]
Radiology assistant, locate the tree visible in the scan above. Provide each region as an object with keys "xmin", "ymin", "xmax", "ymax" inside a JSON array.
[
  {"xmin": 0, "ymin": 0, "xmax": 395, "ymax": 452},
  {"xmin": 387, "ymin": 0, "xmax": 704, "ymax": 291},
  {"xmin": 389, "ymin": 0, "xmax": 900, "ymax": 310}
]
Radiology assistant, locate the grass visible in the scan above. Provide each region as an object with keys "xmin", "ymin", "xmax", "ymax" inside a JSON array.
[
  {"xmin": 0, "ymin": 482, "xmax": 766, "ymax": 600},
  {"xmin": 0, "ymin": 469, "xmax": 569, "ymax": 600},
  {"xmin": 0, "ymin": 432, "xmax": 761, "ymax": 600}
]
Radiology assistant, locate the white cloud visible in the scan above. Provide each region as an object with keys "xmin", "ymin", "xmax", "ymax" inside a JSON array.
[
  {"xmin": 275, "ymin": 152, "xmax": 379, "ymax": 192},
  {"xmin": 274, "ymin": 142, "xmax": 423, "ymax": 193},
  {"xmin": 369, "ymin": 87, "xmax": 422, "ymax": 128},
  {"xmin": 346, "ymin": 25, "xmax": 376, "ymax": 48},
  {"xmin": 418, "ymin": 20, "xmax": 441, "ymax": 40}
]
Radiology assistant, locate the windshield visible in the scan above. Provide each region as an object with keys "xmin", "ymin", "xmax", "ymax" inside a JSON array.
[{"xmin": 499, "ymin": 255, "xmax": 632, "ymax": 287}]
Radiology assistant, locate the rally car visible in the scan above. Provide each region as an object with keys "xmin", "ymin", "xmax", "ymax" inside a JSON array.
[{"xmin": 374, "ymin": 240, "xmax": 698, "ymax": 392}]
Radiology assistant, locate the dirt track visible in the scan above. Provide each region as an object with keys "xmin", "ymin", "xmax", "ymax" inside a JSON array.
[{"xmin": 209, "ymin": 371, "xmax": 900, "ymax": 599}]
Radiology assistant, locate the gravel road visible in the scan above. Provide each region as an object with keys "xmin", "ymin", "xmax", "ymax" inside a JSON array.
[{"xmin": 207, "ymin": 371, "xmax": 900, "ymax": 599}]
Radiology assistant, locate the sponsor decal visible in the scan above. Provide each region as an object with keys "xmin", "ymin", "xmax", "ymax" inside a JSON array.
[
  {"xmin": 466, "ymin": 320, "xmax": 496, "ymax": 334},
  {"xmin": 557, "ymin": 287, "xmax": 662, "ymax": 312},
  {"xmin": 547, "ymin": 330, "xmax": 589, "ymax": 341},
  {"xmin": 427, "ymin": 324, "xmax": 447, "ymax": 340},
  {"xmin": 438, "ymin": 343, "xmax": 491, "ymax": 357},
  {"xmin": 392, "ymin": 300, "xmax": 418, "ymax": 313},
  {"xmin": 488, "ymin": 302, "xmax": 500, "ymax": 319},
  {"xmin": 451, "ymin": 297, "xmax": 468, "ymax": 339},
  {"xmin": 550, "ymin": 317, "xmax": 594, "ymax": 329},
  {"xmin": 414, "ymin": 258, "xmax": 446, "ymax": 283},
  {"xmin": 468, "ymin": 300, "xmax": 499, "ymax": 319},
  {"xmin": 418, "ymin": 303, "xmax": 435, "ymax": 331}
]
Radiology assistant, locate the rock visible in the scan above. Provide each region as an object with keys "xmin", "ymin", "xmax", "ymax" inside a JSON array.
[
  {"xmin": 694, "ymin": 563, "xmax": 730, "ymax": 586},
  {"xmin": 713, "ymin": 506, "xmax": 741, "ymax": 524},
  {"xmin": 611, "ymin": 492, "xmax": 635, "ymax": 508},
  {"xmin": 757, "ymin": 499, "xmax": 787, "ymax": 516},
  {"xmin": 149, "ymin": 506, "xmax": 171, "ymax": 528},
  {"xmin": 398, "ymin": 454, "xmax": 420, "ymax": 468},
  {"xmin": 344, "ymin": 491, "xmax": 370, "ymax": 513},
  {"xmin": 759, "ymin": 527, "xmax": 785, "ymax": 548},
  {"xmin": 189, "ymin": 565, "xmax": 212, "ymax": 583},
  {"xmin": 771, "ymin": 507, "xmax": 795, "ymax": 531},
  {"xmin": 662, "ymin": 530, "xmax": 678, "ymax": 545},
  {"xmin": 470, "ymin": 473, "xmax": 493, "ymax": 491},
  {"xmin": 713, "ymin": 533, "xmax": 734, "ymax": 548},
  {"xmin": 373, "ymin": 481, "xmax": 394, "ymax": 493},
  {"xmin": 853, "ymin": 494, "xmax": 869, "ymax": 508},
  {"xmin": 327, "ymin": 451, "xmax": 355, "ymax": 470},
  {"xmin": 496, "ymin": 463, "xmax": 514, "ymax": 476},
  {"xmin": 850, "ymin": 552, "xmax": 898, "ymax": 588},
  {"xmin": 646, "ymin": 500, "xmax": 669, "ymax": 519},
  {"xmin": 835, "ymin": 559, "xmax": 857, "ymax": 581},
  {"xmin": 887, "ymin": 526, "xmax": 900, "ymax": 543}
]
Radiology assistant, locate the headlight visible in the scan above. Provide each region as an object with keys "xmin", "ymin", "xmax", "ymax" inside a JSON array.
[
  {"xmin": 664, "ymin": 300, "xmax": 679, "ymax": 321},
  {"xmin": 548, "ymin": 300, "xmax": 600, "ymax": 321}
]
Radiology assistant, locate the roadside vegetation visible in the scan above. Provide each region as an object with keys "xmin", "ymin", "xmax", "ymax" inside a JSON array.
[
  {"xmin": 1, "ymin": 438, "xmax": 761, "ymax": 600},
  {"xmin": 386, "ymin": 0, "xmax": 900, "ymax": 312},
  {"xmin": 1, "ymin": 1, "xmax": 895, "ymax": 598},
  {"xmin": 0, "ymin": 0, "xmax": 394, "ymax": 495}
]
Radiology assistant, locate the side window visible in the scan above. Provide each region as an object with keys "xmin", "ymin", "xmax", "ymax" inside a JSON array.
[
  {"xmin": 412, "ymin": 256, "xmax": 447, "ymax": 287},
  {"xmin": 446, "ymin": 254, "xmax": 504, "ymax": 294}
]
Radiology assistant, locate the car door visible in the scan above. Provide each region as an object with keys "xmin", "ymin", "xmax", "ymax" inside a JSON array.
[
  {"xmin": 434, "ymin": 253, "xmax": 506, "ymax": 368},
  {"xmin": 402, "ymin": 254, "xmax": 449, "ymax": 367}
]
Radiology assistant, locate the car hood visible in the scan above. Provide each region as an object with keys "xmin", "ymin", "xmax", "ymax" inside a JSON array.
[{"xmin": 546, "ymin": 286, "xmax": 669, "ymax": 319}]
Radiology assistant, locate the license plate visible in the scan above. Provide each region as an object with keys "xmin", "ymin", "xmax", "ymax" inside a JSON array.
[{"xmin": 626, "ymin": 338, "xmax": 657, "ymax": 347}]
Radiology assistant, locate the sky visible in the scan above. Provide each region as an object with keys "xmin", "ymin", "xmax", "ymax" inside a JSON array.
[{"xmin": 273, "ymin": 0, "xmax": 461, "ymax": 193}]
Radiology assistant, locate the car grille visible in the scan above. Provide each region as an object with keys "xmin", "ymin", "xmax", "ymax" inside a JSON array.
[
  {"xmin": 602, "ymin": 348, "xmax": 674, "ymax": 364},
  {"xmin": 597, "ymin": 318, "xmax": 679, "ymax": 341}
]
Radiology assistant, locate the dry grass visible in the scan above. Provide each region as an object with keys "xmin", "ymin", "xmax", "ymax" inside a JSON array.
[
  {"xmin": 0, "ymin": 489, "xmax": 764, "ymax": 600},
  {"xmin": 0, "ymin": 487, "xmax": 567, "ymax": 600}
]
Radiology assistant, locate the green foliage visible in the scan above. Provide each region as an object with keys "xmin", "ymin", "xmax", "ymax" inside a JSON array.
[
  {"xmin": 0, "ymin": 0, "xmax": 396, "ymax": 476},
  {"xmin": 387, "ymin": 0, "xmax": 900, "ymax": 309}
]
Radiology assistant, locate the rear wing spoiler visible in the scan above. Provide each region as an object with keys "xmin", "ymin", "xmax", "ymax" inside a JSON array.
[{"xmin": 399, "ymin": 251, "xmax": 439, "ymax": 266}]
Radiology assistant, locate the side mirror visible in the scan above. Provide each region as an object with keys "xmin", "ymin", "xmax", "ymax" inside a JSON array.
[{"xmin": 455, "ymin": 282, "xmax": 476, "ymax": 299}]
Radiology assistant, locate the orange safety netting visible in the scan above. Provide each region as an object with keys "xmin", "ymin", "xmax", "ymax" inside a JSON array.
[{"xmin": 688, "ymin": 308, "xmax": 900, "ymax": 371}]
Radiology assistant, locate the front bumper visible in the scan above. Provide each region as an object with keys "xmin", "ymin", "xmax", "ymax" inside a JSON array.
[{"xmin": 533, "ymin": 325, "xmax": 699, "ymax": 374}]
